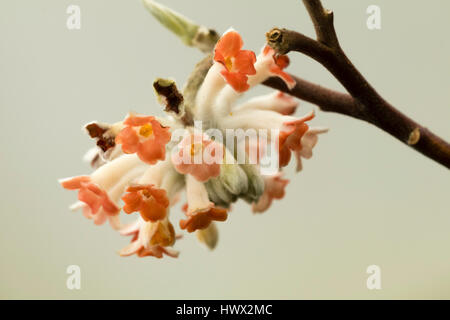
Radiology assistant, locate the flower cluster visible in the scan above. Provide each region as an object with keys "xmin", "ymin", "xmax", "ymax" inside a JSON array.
[{"xmin": 60, "ymin": 29, "xmax": 327, "ymax": 258}]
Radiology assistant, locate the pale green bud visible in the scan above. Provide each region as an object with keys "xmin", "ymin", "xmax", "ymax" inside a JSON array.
[
  {"xmin": 240, "ymin": 164, "xmax": 264, "ymax": 203},
  {"xmin": 205, "ymin": 177, "xmax": 236, "ymax": 208},
  {"xmin": 219, "ymin": 149, "xmax": 249, "ymax": 196},
  {"xmin": 196, "ymin": 223, "xmax": 218, "ymax": 250},
  {"xmin": 142, "ymin": 0, "xmax": 219, "ymax": 52}
]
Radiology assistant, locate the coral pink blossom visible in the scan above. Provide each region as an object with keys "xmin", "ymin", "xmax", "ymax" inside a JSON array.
[
  {"xmin": 252, "ymin": 173, "xmax": 289, "ymax": 213},
  {"xmin": 115, "ymin": 114, "xmax": 171, "ymax": 165},
  {"xmin": 278, "ymin": 111, "xmax": 315, "ymax": 167},
  {"xmin": 70, "ymin": 202, "xmax": 122, "ymax": 229},
  {"xmin": 60, "ymin": 176, "xmax": 119, "ymax": 215},
  {"xmin": 179, "ymin": 204, "xmax": 228, "ymax": 233},
  {"xmin": 121, "ymin": 184, "xmax": 169, "ymax": 222},
  {"xmin": 262, "ymin": 46, "xmax": 296, "ymax": 89},
  {"xmin": 171, "ymin": 134, "xmax": 223, "ymax": 182},
  {"xmin": 214, "ymin": 30, "xmax": 256, "ymax": 92}
]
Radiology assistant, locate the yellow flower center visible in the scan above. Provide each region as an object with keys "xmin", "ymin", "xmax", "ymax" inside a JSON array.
[
  {"xmin": 141, "ymin": 189, "xmax": 152, "ymax": 198},
  {"xmin": 149, "ymin": 221, "xmax": 175, "ymax": 247},
  {"xmin": 139, "ymin": 123, "xmax": 153, "ymax": 138},
  {"xmin": 190, "ymin": 143, "xmax": 202, "ymax": 156},
  {"xmin": 224, "ymin": 56, "xmax": 233, "ymax": 72}
]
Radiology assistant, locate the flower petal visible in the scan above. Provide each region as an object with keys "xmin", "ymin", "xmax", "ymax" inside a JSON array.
[
  {"xmin": 137, "ymin": 138, "xmax": 166, "ymax": 164},
  {"xmin": 119, "ymin": 240, "xmax": 143, "ymax": 257},
  {"xmin": 252, "ymin": 173, "xmax": 289, "ymax": 213},
  {"xmin": 101, "ymin": 195, "xmax": 120, "ymax": 215},
  {"xmin": 77, "ymin": 184, "xmax": 103, "ymax": 214},
  {"xmin": 172, "ymin": 134, "xmax": 222, "ymax": 182},
  {"xmin": 123, "ymin": 115, "xmax": 155, "ymax": 127},
  {"xmin": 140, "ymin": 197, "xmax": 167, "ymax": 222},
  {"xmin": 269, "ymin": 65, "xmax": 295, "ymax": 89},
  {"xmin": 122, "ymin": 191, "xmax": 142, "ymax": 214},
  {"xmin": 60, "ymin": 176, "xmax": 91, "ymax": 190},
  {"xmin": 115, "ymin": 127, "xmax": 139, "ymax": 154},
  {"xmin": 180, "ymin": 207, "xmax": 228, "ymax": 233},
  {"xmin": 233, "ymin": 50, "xmax": 256, "ymax": 75},
  {"xmin": 220, "ymin": 70, "xmax": 250, "ymax": 93},
  {"xmin": 214, "ymin": 30, "xmax": 243, "ymax": 61},
  {"xmin": 152, "ymin": 119, "xmax": 171, "ymax": 142}
]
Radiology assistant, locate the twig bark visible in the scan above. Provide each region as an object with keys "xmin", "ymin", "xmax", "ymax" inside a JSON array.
[
  {"xmin": 264, "ymin": 0, "xmax": 450, "ymax": 169},
  {"xmin": 263, "ymin": 75, "xmax": 365, "ymax": 120}
]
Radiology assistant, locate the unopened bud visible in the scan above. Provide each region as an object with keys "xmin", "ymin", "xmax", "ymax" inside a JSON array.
[{"xmin": 196, "ymin": 222, "xmax": 218, "ymax": 250}]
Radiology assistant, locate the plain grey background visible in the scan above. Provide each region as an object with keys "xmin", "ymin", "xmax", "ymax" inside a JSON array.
[{"xmin": 1, "ymin": 0, "xmax": 449, "ymax": 299}]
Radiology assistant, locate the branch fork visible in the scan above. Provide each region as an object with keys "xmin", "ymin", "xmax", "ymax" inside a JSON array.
[{"xmin": 263, "ymin": 0, "xmax": 450, "ymax": 169}]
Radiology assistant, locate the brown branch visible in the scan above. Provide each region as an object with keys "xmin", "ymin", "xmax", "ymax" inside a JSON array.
[
  {"xmin": 264, "ymin": 0, "xmax": 450, "ymax": 169},
  {"xmin": 263, "ymin": 75, "xmax": 365, "ymax": 120},
  {"xmin": 301, "ymin": 0, "xmax": 339, "ymax": 47}
]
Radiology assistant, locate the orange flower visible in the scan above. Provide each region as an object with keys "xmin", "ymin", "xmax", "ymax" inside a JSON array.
[
  {"xmin": 171, "ymin": 133, "xmax": 223, "ymax": 182},
  {"xmin": 121, "ymin": 184, "xmax": 169, "ymax": 222},
  {"xmin": 115, "ymin": 114, "xmax": 171, "ymax": 165},
  {"xmin": 60, "ymin": 176, "xmax": 119, "ymax": 216},
  {"xmin": 262, "ymin": 46, "xmax": 295, "ymax": 89},
  {"xmin": 214, "ymin": 30, "xmax": 256, "ymax": 92},
  {"xmin": 179, "ymin": 203, "xmax": 228, "ymax": 233},
  {"xmin": 278, "ymin": 111, "xmax": 315, "ymax": 167},
  {"xmin": 252, "ymin": 173, "xmax": 289, "ymax": 213}
]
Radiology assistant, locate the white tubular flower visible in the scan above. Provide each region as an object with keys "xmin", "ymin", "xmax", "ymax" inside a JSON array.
[
  {"xmin": 294, "ymin": 127, "xmax": 329, "ymax": 172},
  {"xmin": 212, "ymin": 45, "xmax": 296, "ymax": 119},
  {"xmin": 70, "ymin": 164, "xmax": 149, "ymax": 229},
  {"xmin": 195, "ymin": 28, "xmax": 256, "ymax": 122},
  {"xmin": 185, "ymin": 174, "xmax": 214, "ymax": 215},
  {"xmin": 234, "ymin": 91, "xmax": 298, "ymax": 116},
  {"xmin": 60, "ymin": 154, "xmax": 145, "ymax": 220},
  {"xmin": 220, "ymin": 109, "xmax": 296, "ymax": 132},
  {"xmin": 179, "ymin": 174, "xmax": 228, "ymax": 233},
  {"xmin": 252, "ymin": 172, "xmax": 289, "ymax": 213},
  {"xmin": 195, "ymin": 63, "xmax": 228, "ymax": 123}
]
